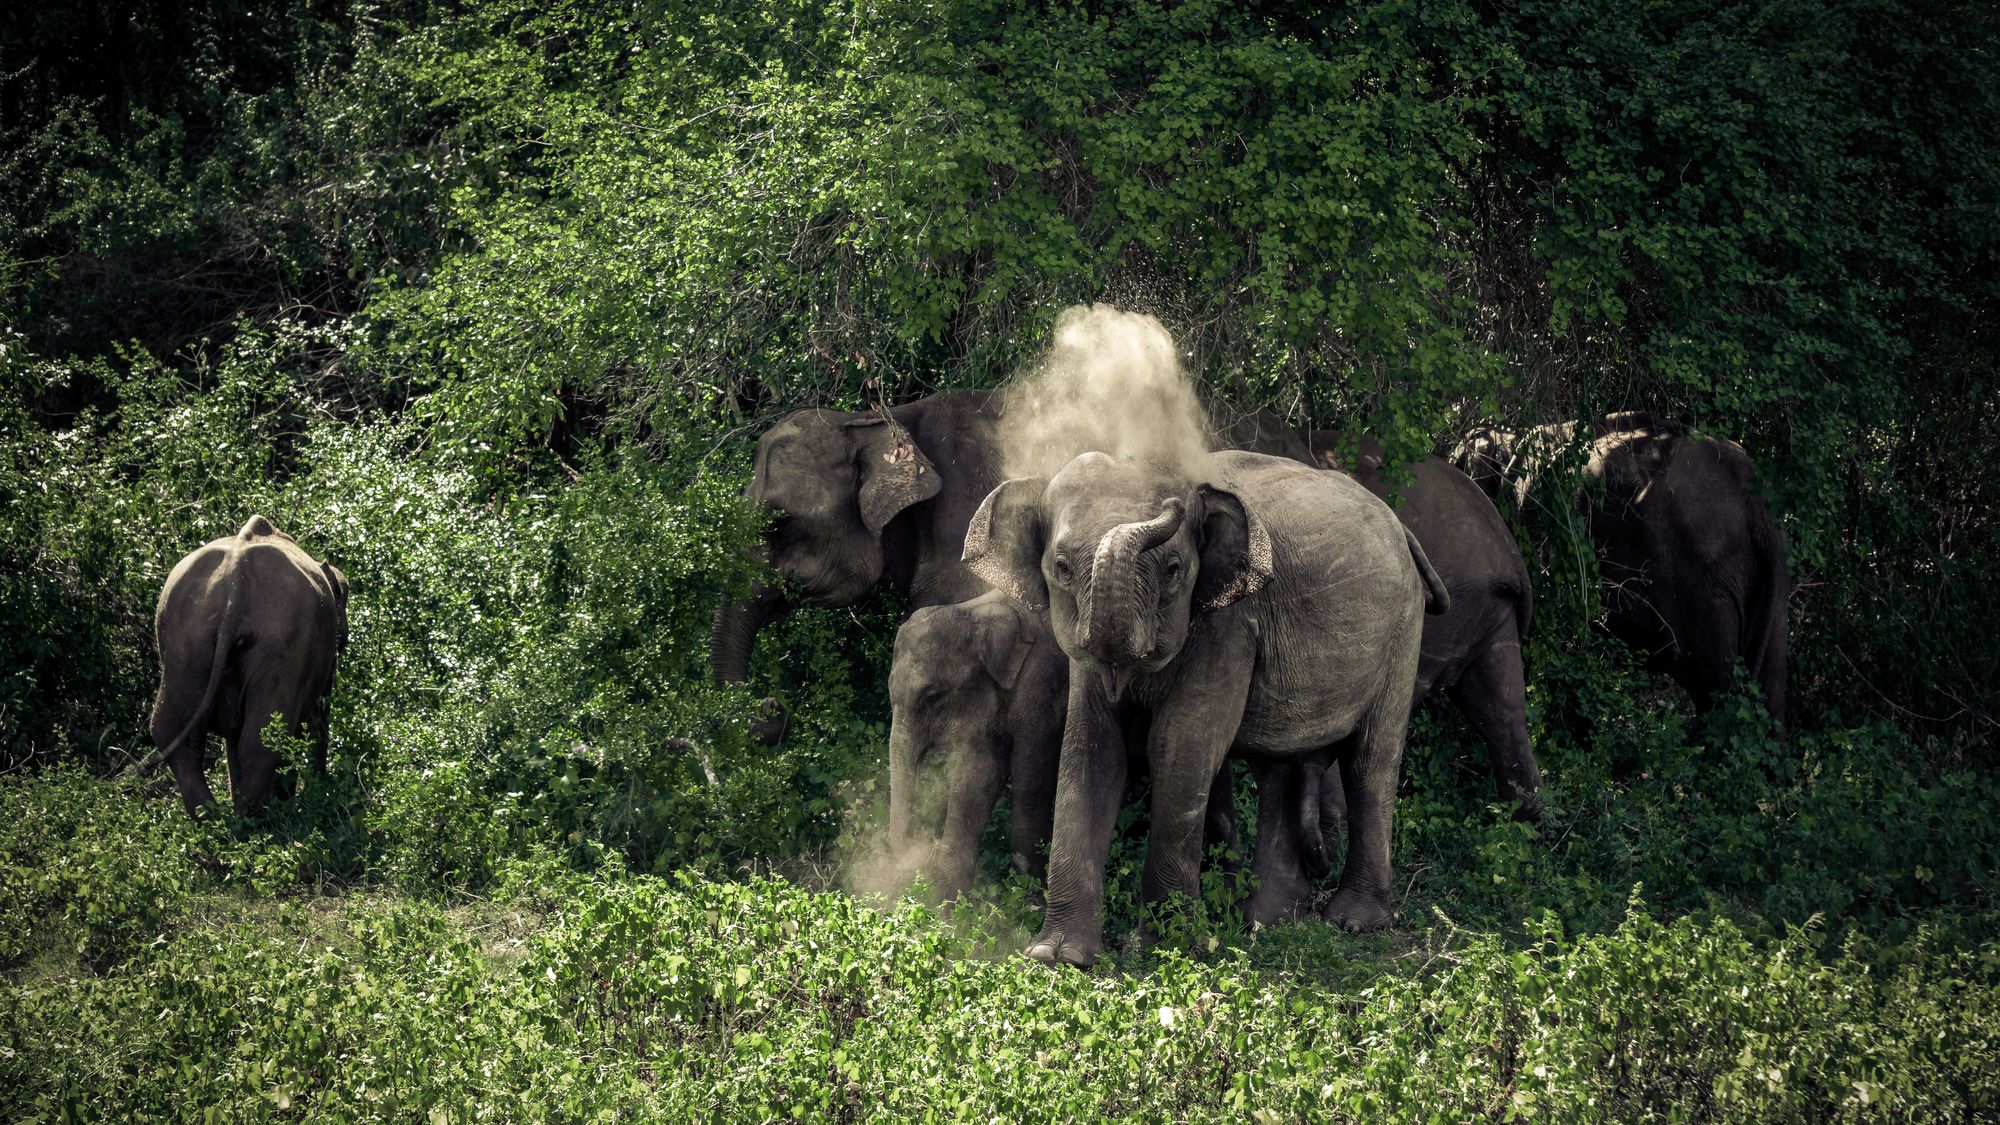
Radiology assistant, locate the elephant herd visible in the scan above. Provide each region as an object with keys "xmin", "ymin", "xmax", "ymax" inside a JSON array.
[
  {"xmin": 139, "ymin": 393, "xmax": 1788, "ymax": 968},
  {"xmin": 713, "ymin": 391, "xmax": 1790, "ymax": 966}
]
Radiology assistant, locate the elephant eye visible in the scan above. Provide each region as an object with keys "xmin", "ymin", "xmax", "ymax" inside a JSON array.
[
  {"xmin": 1161, "ymin": 555, "xmax": 1184, "ymax": 585},
  {"xmin": 1052, "ymin": 558, "xmax": 1074, "ymax": 586}
]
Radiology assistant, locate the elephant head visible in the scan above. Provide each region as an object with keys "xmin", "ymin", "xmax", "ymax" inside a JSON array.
[
  {"xmin": 747, "ymin": 409, "xmax": 942, "ymax": 606},
  {"xmin": 963, "ymin": 453, "xmax": 1272, "ymax": 699},
  {"xmin": 711, "ymin": 408, "xmax": 942, "ymax": 688},
  {"xmin": 1448, "ymin": 425, "xmax": 1519, "ymax": 502}
]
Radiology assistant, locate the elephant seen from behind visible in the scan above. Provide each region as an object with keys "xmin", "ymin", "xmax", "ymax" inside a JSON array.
[
  {"xmin": 143, "ymin": 515, "xmax": 348, "ymax": 819},
  {"xmin": 1310, "ymin": 431, "xmax": 1541, "ymax": 813}
]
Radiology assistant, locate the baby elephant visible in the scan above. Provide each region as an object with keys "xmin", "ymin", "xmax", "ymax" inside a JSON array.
[
  {"xmin": 141, "ymin": 515, "xmax": 348, "ymax": 819},
  {"xmin": 886, "ymin": 591, "xmax": 1065, "ymax": 899}
]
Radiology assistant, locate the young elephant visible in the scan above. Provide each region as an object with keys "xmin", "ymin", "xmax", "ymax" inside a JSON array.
[
  {"xmin": 141, "ymin": 515, "xmax": 348, "ymax": 819},
  {"xmin": 887, "ymin": 591, "xmax": 1066, "ymax": 898},
  {"xmin": 966, "ymin": 451, "xmax": 1449, "ymax": 966},
  {"xmin": 1309, "ymin": 431, "xmax": 1541, "ymax": 812}
]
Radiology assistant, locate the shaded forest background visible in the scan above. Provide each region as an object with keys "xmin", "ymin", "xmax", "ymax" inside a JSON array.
[{"xmin": 5, "ymin": 2, "xmax": 2000, "ymax": 1118}]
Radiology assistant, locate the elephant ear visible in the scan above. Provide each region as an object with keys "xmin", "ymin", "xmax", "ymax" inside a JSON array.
[
  {"xmin": 1193, "ymin": 484, "xmax": 1274, "ymax": 611},
  {"xmin": 974, "ymin": 601, "xmax": 1036, "ymax": 690},
  {"xmin": 962, "ymin": 477, "xmax": 1050, "ymax": 612},
  {"xmin": 845, "ymin": 414, "xmax": 942, "ymax": 535}
]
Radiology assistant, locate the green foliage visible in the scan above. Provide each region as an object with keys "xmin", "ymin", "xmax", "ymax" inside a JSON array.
[{"xmin": 3, "ymin": 852, "xmax": 1995, "ymax": 1121}]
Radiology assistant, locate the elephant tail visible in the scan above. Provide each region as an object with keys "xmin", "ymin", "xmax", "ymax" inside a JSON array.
[
  {"xmin": 136, "ymin": 555, "xmax": 244, "ymax": 777},
  {"xmin": 1402, "ymin": 526, "xmax": 1452, "ymax": 616}
]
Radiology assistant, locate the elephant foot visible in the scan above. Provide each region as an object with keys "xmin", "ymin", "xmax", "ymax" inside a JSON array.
[
  {"xmin": 1024, "ymin": 930, "xmax": 1100, "ymax": 969},
  {"xmin": 930, "ymin": 872, "xmax": 975, "ymax": 905},
  {"xmin": 1246, "ymin": 886, "xmax": 1310, "ymax": 928},
  {"xmin": 1323, "ymin": 887, "xmax": 1394, "ymax": 933}
]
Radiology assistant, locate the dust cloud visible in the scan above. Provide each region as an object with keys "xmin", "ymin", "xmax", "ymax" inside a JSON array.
[
  {"xmin": 999, "ymin": 304, "xmax": 1214, "ymax": 481},
  {"xmin": 839, "ymin": 832, "xmax": 929, "ymax": 900}
]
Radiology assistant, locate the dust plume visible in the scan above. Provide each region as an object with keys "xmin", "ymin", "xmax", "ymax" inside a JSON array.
[{"xmin": 1000, "ymin": 304, "xmax": 1214, "ymax": 481}]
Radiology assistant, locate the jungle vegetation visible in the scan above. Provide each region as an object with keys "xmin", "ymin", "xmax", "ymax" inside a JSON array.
[{"xmin": 2, "ymin": 1, "xmax": 1996, "ymax": 1118}]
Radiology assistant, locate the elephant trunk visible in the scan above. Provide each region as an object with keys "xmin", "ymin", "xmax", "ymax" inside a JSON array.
[
  {"xmin": 710, "ymin": 581, "xmax": 789, "ymax": 685},
  {"xmin": 1078, "ymin": 499, "xmax": 1184, "ymax": 664},
  {"xmin": 886, "ymin": 715, "xmax": 927, "ymax": 856}
]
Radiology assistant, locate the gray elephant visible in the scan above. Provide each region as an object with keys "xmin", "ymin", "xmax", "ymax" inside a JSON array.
[
  {"xmin": 1309, "ymin": 431, "xmax": 1541, "ymax": 811},
  {"xmin": 1453, "ymin": 412, "xmax": 1789, "ymax": 725},
  {"xmin": 141, "ymin": 515, "xmax": 348, "ymax": 818},
  {"xmin": 965, "ymin": 451, "xmax": 1448, "ymax": 966},
  {"xmin": 886, "ymin": 591, "xmax": 1066, "ymax": 898},
  {"xmin": 709, "ymin": 392, "xmax": 1007, "ymax": 728}
]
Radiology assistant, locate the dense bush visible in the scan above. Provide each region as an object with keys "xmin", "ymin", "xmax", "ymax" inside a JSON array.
[{"xmin": 4, "ymin": 853, "xmax": 1995, "ymax": 1121}]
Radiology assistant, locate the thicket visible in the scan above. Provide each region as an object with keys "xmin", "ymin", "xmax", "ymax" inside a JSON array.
[{"xmin": 3, "ymin": 0, "xmax": 1998, "ymax": 1117}]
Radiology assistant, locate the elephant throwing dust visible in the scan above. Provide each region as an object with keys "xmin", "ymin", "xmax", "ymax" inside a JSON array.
[
  {"xmin": 710, "ymin": 391, "xmax": 1319, "ymax": 741},
  {"xmin": 966, "ymin": 451, "xmax": 1447, "ymax": 966},
  {"xmin": 141, "ymin": 515, "xmax": 348, "ymax": 818}
]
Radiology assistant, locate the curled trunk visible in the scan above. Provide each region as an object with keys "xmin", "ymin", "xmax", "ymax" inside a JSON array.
[
  {"xmin": 1079, "ymin": 499, "xmax": 1184, "ymax": 661},
  {"xmin": 709, "ymin": 582, "xmax": 787, "ymax": 685}
]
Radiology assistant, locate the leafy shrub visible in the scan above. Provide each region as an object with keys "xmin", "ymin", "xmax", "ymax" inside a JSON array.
[{"xmin": 5, "ymin": 862, "xmax": 1994, "ymax": 1122}]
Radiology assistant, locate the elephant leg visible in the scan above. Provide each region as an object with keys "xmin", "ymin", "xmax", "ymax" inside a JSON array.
[
  {"xmin": 308, "ymin": 692, "xmax": 330, "ymax": 779},
  {"xmin": 164, "ymin": 736, "xmax": 219, "ymax": 818},
  {"xmin": 1202, "ymin": 764, "xmax": 1245, "ymax": 872},
  {"xmin": 1319, "ymin": 762, "xmax": 1347, "ymax": 861},
  {"xmin": 1668, "ymin": 590, "xmax": 1744, "ymax": 719},
  {"xmin": 1325, "ymin": 704, "xmax": 1412, "ymax": 934},
  {"xmin": 150, "ymin": 695, "xmax": 219, "ymax": 816},
  {"xmin": 231, "ymin": 690, "xmax": 301, "ymax": 820},
  {"xmin": 1026, "ymin": 676, "xmax": 1129, "ymax": 968},
  {"xmin": 223, "ymin": 729, "xmax": 245, "ymax": 808},
  {"xmin": 1136, "ymin": 666, "xmax": 1251, "ymax": 942},
  {"xmin": 1245, "ymin": 759, "xmax": 1318, "ymax": 925},
  {"xmin": 1446, "ymin": 635, "xmax": 1542, "ymax": 816},
  {"xmin": 1007, "ymin": 738, "xmax": 1058, "ymax": 884},
  {"xmin": 936, "ymin": 750, "xmax": 1006, "ymax": 900}
]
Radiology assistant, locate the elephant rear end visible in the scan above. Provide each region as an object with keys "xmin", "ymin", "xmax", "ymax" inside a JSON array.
[
  {"xmin": 150, "ymin": 543, "xmax": 236, "ymax": 762},
  {"xmin": 150, "ymin": 517, "xmax": 346, "ymax": 818}
]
